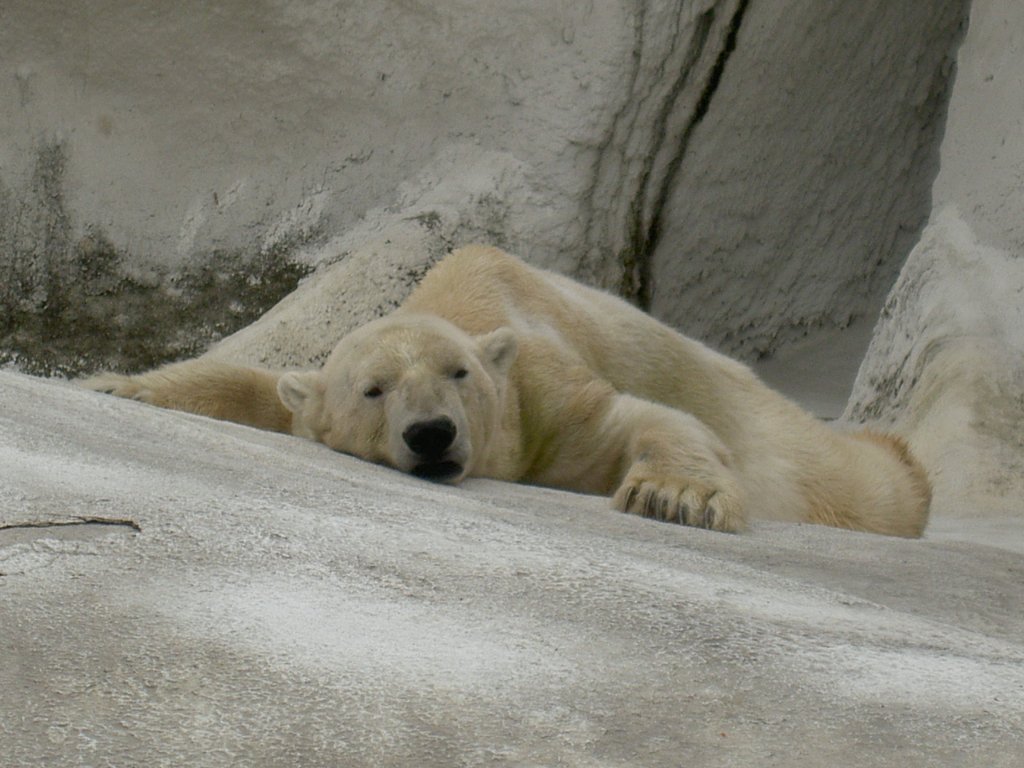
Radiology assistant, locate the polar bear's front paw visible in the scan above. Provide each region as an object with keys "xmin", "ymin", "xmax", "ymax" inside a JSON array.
[
  {"xmin": 79, "ymin": 373, "xmax": 150, "ymax": 402},
  {"xmin": 612, "ymin": 470, "xmax": 746, "ymax": 533}
]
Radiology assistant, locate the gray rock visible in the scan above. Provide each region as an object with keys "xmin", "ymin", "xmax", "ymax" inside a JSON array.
[
  {"xmin": 845, "ymin": 3, "xmax": 1024, "ymax": 533},
  {"xmin": 3, "ymin": 370, "xmax": 1023, "ymax": 767},
  {"xmin": 646, "ymin": 1, "xmax": 967, "ymax": 359}
]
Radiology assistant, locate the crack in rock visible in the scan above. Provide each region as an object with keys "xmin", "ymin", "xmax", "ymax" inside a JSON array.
[
  {"xmin": 0, "ymin": 516, "xmax": 140, "ymax": 576},
  {"xmin": 0, "ymin": 515, "xmax": 142, "ymax": 533},
  {"xmin": 640, "ymin": 0, "xmax": 751, "ymax": 307},
  {"xmin": 578, "ymin": 0, "xmax": 750, "ymax": 306}
]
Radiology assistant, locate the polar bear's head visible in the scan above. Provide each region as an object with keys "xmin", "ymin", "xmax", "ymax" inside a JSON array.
[{"xmin": 276, "ymin": 313, "xmax": 517, "ymax": 484}]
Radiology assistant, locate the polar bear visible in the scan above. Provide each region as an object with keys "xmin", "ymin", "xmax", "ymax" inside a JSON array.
[{"xmin": 82, "ymin": 245, "xmax": 931, "ymax": 536}]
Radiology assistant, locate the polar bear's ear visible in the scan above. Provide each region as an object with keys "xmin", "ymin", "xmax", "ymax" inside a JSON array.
[
  {"xmin": 277, "ymin": 370, "xmax": 325, "ymax": 415},
  {"xmin": 476, "ymin": 327, "xmax": 518, "ymax": 378}
]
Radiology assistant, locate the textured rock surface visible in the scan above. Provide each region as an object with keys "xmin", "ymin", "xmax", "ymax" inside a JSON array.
[
  {"xmin": 4, "ymin": 1, "xmax": 1023, "ymax": 765},
  {"xmin": 3, "ymin": 371, "xmax": 1023, "ymax": 767},
  {"xmin": 646, "ymin": 1, "xmax": 967, "ymax": 358},
  {"xmin": 846, "ymin": 1, "xmax": 1024, "ymax": 531},
  {"xmin": 206, "ymin": 221, "xmax": 444, "ymax": 368},
  {"xmin": 1, "ymin": 0, "xmax": 966, "ymax": 373}
]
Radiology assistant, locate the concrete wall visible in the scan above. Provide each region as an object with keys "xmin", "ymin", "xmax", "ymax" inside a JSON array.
[
  {"xmin": 1, "ymin": 0, "xmax": 967, "ymax": 375},
  {"xmin": 646, "ymin": 2, "xmax": 965, "ymax": 357}
]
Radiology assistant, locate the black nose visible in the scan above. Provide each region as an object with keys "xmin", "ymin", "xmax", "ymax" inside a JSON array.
[{"xmin": 403, "ymin": 417, "xmax": 457, "ymax": 458}]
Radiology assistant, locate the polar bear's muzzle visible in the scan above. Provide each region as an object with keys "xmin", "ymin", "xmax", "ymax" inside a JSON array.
[{"xmin": 401, "ymin": 416, "xmax": 466, "ymax": 483}]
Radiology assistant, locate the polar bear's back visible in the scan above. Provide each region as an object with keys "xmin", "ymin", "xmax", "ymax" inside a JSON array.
[{"xmin": 403, "ymin": 244, "xmax": 763, "ymax": 442}]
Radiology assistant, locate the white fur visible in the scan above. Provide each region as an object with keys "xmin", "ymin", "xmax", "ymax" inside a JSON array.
[{"xmin": 80, "ymin": 245, "xmax": 931, "ymax": 536}]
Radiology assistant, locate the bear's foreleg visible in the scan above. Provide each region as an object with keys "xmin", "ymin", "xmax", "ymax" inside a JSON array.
[
  {"xmin": 80, "ymin": 359, "xmax": 293, "ymax": 434},
  {"xmin": 604, "ymin": 395, "xmax": 747, "ymax": 533}
]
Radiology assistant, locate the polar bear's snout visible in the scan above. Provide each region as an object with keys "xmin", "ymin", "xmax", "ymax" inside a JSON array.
[
  {"xmin": 399, "ymin": 416, "xmax": 467, "ymax": 483},
  {"xmin": 403, "ymin": 417, "xmax": 457, "ymax": 458}
]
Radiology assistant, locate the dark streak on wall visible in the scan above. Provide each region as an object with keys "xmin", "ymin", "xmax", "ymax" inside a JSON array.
[{"xmin": 0, "ymin": 141, "xmax": 311, "ymax": 377}]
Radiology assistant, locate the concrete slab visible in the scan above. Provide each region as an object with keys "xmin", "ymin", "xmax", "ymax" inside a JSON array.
[{"xmin": 3, "ymin": 370, "xmax": 1022, "ymax": 767}]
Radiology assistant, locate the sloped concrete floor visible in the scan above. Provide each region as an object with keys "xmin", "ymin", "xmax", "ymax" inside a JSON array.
[{"xmin": 2, "ymin": 370, "xmax": 1023, "ymax": 767}]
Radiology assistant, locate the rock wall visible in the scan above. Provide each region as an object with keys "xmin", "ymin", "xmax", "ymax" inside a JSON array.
[
  {"xmin": 846, "ymin": 0, "xmax": 1024, "ymax": 527},
  {"xmin": 0, "ymin": 0, "xmax": 967, "ymax": 374},
  {"xmin": 646, "ymin": 2, "xmax": 966, "ymax": 358}
]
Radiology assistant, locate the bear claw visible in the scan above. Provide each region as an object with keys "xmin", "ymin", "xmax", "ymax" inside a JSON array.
[{"xmin": 613, "ymin": 478, "xmax": 744, "ymax": 533}]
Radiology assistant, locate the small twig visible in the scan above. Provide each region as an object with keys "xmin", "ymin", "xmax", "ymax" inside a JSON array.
[{"xmin": 0, "ymin": 515, "xmax": 141, "ymax": 533}]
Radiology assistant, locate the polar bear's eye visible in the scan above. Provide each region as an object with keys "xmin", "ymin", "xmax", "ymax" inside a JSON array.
[
  {"xmin": 452, "ymin": 368, "xmax": 469, "ymax": 380},
  {"xmin": 363, "ymin": 385, "xmax": 384, "ymax": 399}
]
